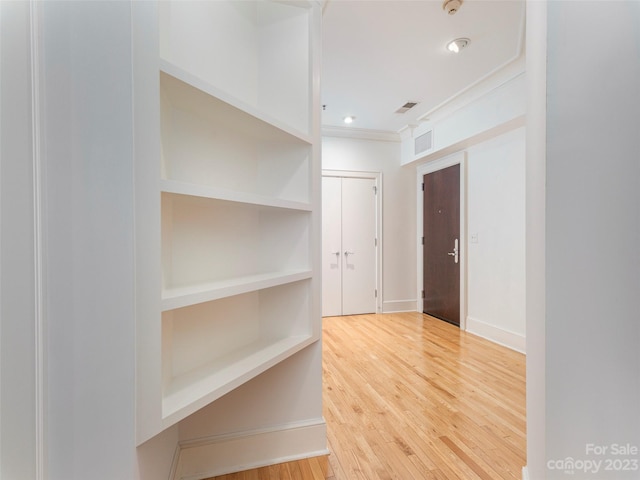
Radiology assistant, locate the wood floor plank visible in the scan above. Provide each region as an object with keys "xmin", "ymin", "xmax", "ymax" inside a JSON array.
[{"xmin": 206, "ymin": 313, "xmax": 526, "ymax": 480}]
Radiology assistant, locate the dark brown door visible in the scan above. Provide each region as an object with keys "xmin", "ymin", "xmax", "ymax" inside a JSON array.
[{"xmin": 423, "ymin": 164, "xmax": 460, "ymax": 326}]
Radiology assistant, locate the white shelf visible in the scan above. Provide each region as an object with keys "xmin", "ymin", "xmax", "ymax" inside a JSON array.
[
  {"xmin": 160, "ymin": 60, "xmax": 311, "ymax": 144},
  {"xmin": 160, "ymin": 70, "xmax": 311, "ymax": 204},
  {"xmin": 161, "ymin": 193, "xmax": 310, "ymax": 291},
  {"xmin": 135, "ymin": 0, "xmax": 320, "ymax": 444},
  {"xmin": 162, "ymin": 334, "xmax": 315, "ymax": 425},
  {"xmin": 160, "ymin": 179, "xmax": 311, "ymax": 212},
  {"xmin": 161, "ymin": 277, "xmax": 314, "ymax": 427},
  {"xmin": 162, "ymin": 269, "xmax": 312, "ymax": 311}
]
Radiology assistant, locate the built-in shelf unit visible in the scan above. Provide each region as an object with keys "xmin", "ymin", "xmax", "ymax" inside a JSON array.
[{"xmin": 136, "ymin": 0, "xmax": 320, "ymax": 444}]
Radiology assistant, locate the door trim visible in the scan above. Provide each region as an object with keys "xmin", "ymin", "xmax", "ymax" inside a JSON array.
[
  {"xmin": 1, "ymin": 2, "xmax": 48, "ymax": 477},
  {"xmin": 322, "ymin": 170, "xmax": 382, "ymax": 314},
  {"xmin": 416, "ymin": 153, "xmax": 467, "ymax": 330}
]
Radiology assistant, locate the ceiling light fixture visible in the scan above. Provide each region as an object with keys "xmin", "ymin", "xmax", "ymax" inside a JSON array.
[
  {"xmin": 446, "ymin": 38, "xmax": 470, "ymax": 53},
  {"xmin": 343, "ymin": 116, "xmax": 355, "ymax": 124}
]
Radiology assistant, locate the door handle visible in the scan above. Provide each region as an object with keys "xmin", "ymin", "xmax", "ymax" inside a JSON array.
[
  {"xmin": 447, "ymin": 239, "xmax": 459, "ymax": 264},
  {"xmin": 344, "ymin": 251, "xmax": 354, "ymax": 256},
  {"xmin": 331, "ymin": 251, "xmax": 340, "ymax": 256}
]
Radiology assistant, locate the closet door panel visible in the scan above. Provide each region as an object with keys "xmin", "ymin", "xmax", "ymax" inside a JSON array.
[
  {"xmin": 341, "ymin": 177, "xmax": 376, "ymax": 315},
  {"xmin": 321, "ymin": 176, "xmax": 342, "ymax": 317}
]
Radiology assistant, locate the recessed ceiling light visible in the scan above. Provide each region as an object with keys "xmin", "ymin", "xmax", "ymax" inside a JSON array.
[
  {"xmin": 446, "ymin": 38, "xmax": 470, "ymax": 53},
  {"xmin": 343, "ymin": 116, "xmax": 355, "ymax": 124}
]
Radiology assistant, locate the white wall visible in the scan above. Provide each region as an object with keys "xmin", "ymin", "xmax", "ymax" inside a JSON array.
[
  {"xmin": 0, "ymin": 2, "xmax": 38, "ymax": 477},
  {"xmin": 41, "ymin": 2, "xmax": 138, "ymax": 479},
  {"xmin": 322, "ymin": 136, "xmax": 417, "ymax": 312},
  {"xmin": 542, "ymin": 2, "xmax": 640, "ymax": 478},
  {"xmin": 466, "ymin": 127, "xmax": 526, "ymax": 351}
]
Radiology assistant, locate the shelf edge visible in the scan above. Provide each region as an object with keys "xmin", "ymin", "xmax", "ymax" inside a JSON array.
[
  {"xmin": 161, "ymin": 270, "xmax": 313, "ymax": 311},
  {"xmin": 160, "ymin": 179, "xmax": 312, "ymax": 211},
  {"xmin": 161, "ymin": 334, "xmax": 318, "ymax": 427}
]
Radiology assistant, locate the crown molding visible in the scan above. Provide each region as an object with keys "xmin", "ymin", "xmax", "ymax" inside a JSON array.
[{"xmin": 321, "ymin": 125, "xmax": 400, "ymax": 142}]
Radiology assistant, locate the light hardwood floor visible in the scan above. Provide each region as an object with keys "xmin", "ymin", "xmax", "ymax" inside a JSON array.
[{"xmin": 209, "ymin": 312, "xmax": 526, "ymax": 480}]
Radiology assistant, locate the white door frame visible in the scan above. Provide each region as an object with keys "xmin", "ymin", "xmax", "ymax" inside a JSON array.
[
  {"xmin": 1, "ymin": 1, "xmax": 47, "ymax": 477},
  {"xmin": 416, "ymin": 152, "xmax": 467, "ymax": 330},
  {"xmin": 322, "ymin": 170, "xmax": 382, "ymax": 314}
]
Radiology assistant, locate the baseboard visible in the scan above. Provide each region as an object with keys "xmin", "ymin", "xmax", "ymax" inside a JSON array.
[
  {"xmin": 382, "ymin": 299, "xmax": 418, "ymax": 313},
  {"xmin": 172, "ymin": 418, "xmax": 328, "ymax": 480},
  {"xmin": 522, "ymin": 465, "xmax": 530, "ymax": 480},
  {"xmin": 466, "ymin": 316, "xmax": 526, "ymax": 354}
]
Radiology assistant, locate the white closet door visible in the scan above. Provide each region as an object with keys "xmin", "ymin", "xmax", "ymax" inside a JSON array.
[
  {"xmin": 341, "ymin": 177, "xmax": 376, "ymax": 315},
  {"xmin": 322, "ymin": 176, "xmax": 377, "ymax": 316},
  {"xmin": 322, "ymin": 176, "xmax": 342, "ymax": 316}
]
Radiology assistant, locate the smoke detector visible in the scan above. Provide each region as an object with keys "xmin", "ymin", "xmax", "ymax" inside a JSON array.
[{"xmin": 443, "ymin": 0, "xmax": 463, "ymax": 15}]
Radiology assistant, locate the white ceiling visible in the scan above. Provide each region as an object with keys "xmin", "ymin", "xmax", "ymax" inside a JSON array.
[{"xmin": 321, "ymin": 0, "xmax": 525, "ymax": 134}]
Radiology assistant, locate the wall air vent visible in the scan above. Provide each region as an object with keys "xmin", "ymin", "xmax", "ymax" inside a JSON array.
[
  {"xmin": 395, "ymin": 101, "xmax": 418, "ymax": 114},
  {"xmin": 414, "ymin": 130, "xmax": 433, "ymax": 155}
]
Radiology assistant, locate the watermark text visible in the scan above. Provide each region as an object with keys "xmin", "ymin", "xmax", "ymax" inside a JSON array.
[{"xmin": 547, "ymin": 443, "xmax": 639, "ymax": 475}]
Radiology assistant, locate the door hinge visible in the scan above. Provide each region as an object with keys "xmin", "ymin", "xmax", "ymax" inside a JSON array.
[
  {"xmin": 374, "ymin": 238, "xmax": 378, "ymax": 247},
  {"xmin": 373, "ymin": 185, "xmax": 377, "ymax": 195},
  {"xmin": 421, "ymin": 290, "xmax": 425, "ymax": 299},
  {"xmin": 421, "ymin": 182, "xmax": 424, "ymax": 191},
  {"xmin": 421, "ymin": 236, "xmax": 424, "ymax": 245},
  {"xmin": 375, "ymin": 289, "xmax": 378, "ymax": 298}
]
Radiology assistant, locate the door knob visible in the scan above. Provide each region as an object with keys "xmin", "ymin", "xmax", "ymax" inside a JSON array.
[{"xmin": 447, "ymin": 239, "xmax": 459, "ymax": 264}]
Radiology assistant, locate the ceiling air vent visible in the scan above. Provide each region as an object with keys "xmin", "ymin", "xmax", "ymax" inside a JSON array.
[
  {"xmin": 414, "ymin": 130, "xmax": 433, "ymax": 155},
  {"xmin": 395, "ymin": 101, "xmax": 418, "ymax": 114}
]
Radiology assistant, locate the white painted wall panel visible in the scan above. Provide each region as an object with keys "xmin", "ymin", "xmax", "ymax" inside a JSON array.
[
  {"xmin": 41, "ymin": 2, "xmax": 137, "ymax": 478},
  {"xmin": 402, "ymin": 68, "xmax": 526, "ymax": 166},
  {"xmin": 0, "ymin": 2, "xmax": 37, "ymax": 477},
  {"xmin": 467, "ymin": 127, "xmax": 526, "ymax": 347},
  {"xmin": 544, "ymin": 2, "xmax": 640, "ymax": 477},
  {"xmin": 433, "ymin": 74, "xmax": 525, "ymax": 153}
]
